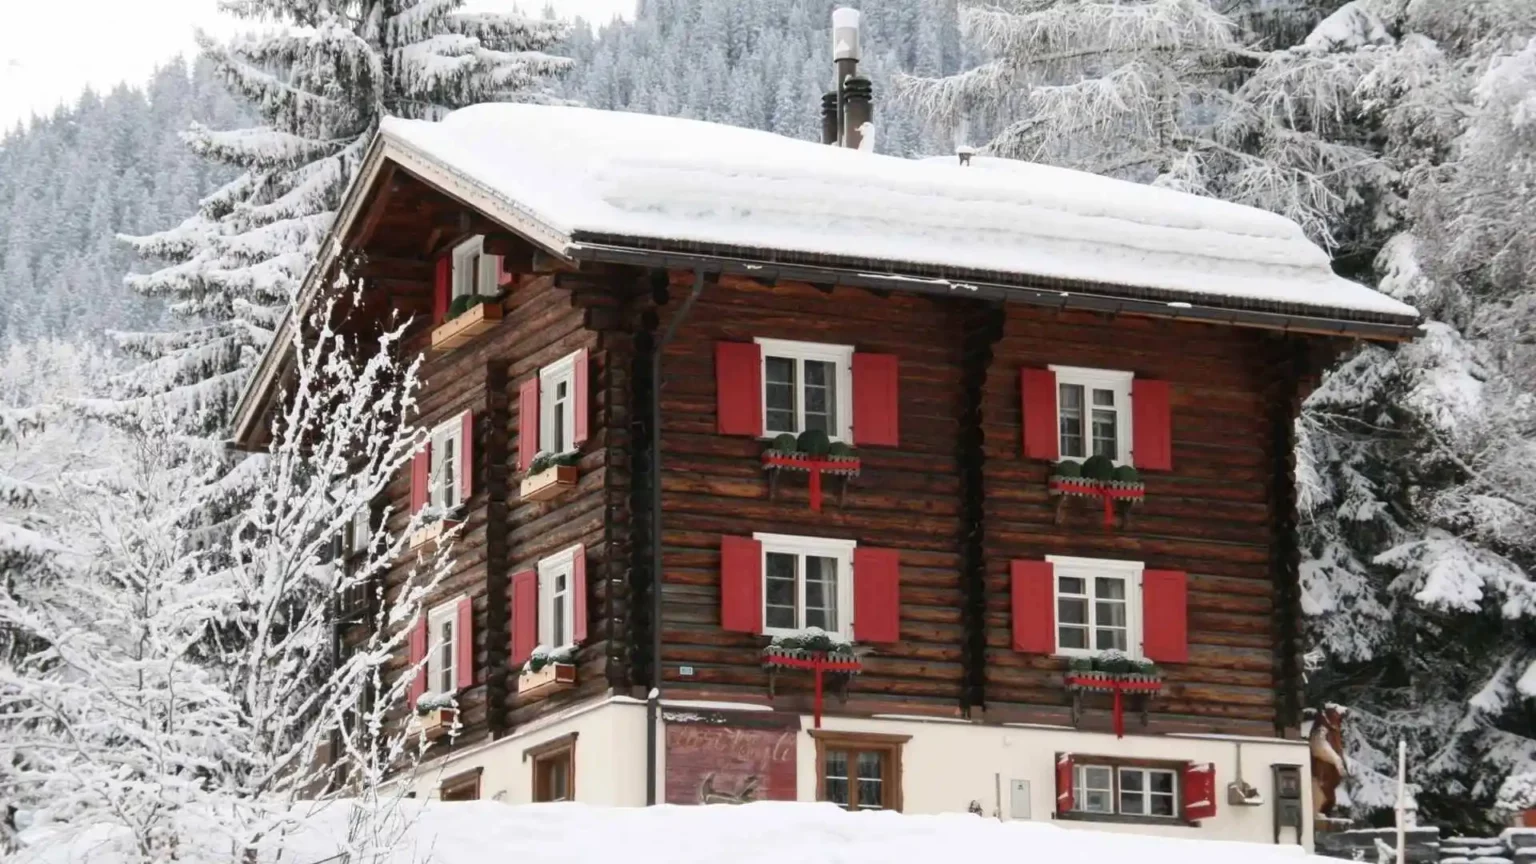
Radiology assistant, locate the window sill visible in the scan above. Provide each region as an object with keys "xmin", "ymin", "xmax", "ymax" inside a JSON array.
[
  {"xmin": 1057, "ymin": 811, "xmax": 1191, "ymax": 828},
  {"xmin": 409, "ymin": 517, "xmax": 462, "ymax": 549}
]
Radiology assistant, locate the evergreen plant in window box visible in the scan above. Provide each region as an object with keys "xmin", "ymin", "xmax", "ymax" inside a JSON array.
[
  {"xmin": 414, "ymin": 691, "xmax": 459, "ymax": 741},
  {"xmin": 1064, "ymin": 652, "xmax": 1162, "ymax": 737},
  {"xmin": 520, "ymin": 450, "xmax": 580, "ymax": 502},
  {"xmin": 761, "ymin": 431, "xmax": 861, "ymax": 512},
  {"xmin": 409, "ymin": 505, "xmax": 464, "ymax": 549},
  {"xmin": 432, "ymin": 294, "xmax": 504, "ymax": 352},
  {"xmin": 1048, "ymin": 457, "xmax": 1145, "ymax": 528},
  {"xmin": 517, "ymin": 645, "xmax": 577, "ymax": 696}
]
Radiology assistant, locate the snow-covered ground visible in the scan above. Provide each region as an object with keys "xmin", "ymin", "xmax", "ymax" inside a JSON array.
[{"xmin": 23, "ymin": 800, "xmax": 1332, "ymax": 864}]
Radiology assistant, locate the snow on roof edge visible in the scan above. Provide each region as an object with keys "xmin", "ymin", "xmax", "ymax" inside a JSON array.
[{"xmin": 377, "ymin": 105, "xmax": 1418, "ymax": 327}]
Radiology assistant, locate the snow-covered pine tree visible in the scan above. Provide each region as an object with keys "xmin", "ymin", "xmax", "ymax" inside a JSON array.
[
  {"xmin": 1, "ymin": 276, "xmax": 453, "ymax": 863},
  {"xmin": 896, "ymin": 0, "xmax": 1380, "ymax": 243},
  {"xmin": 108, "ymin": 0, "xmax": 572, "ymax": 544},
  {"xmin": 1291, "ymin": 0, "xmax": 1536, "ymax": 832}
]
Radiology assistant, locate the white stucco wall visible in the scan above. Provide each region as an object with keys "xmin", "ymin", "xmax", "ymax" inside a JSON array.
[
  {"xmin": 407, "ymin": 698, "xmax": 1311, "ymax": 850},
  {"xmin": 409, "ymin": 696, "xmax": 650, "ymax": 805},
  {"xmin": 790, "ymin": 715, "xmax": 1314, "ymax": 848}
]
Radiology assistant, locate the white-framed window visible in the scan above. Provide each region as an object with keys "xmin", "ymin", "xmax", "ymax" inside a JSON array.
[
  {"xmin": 756, "ymin": 338, "xmax": 854, "ymax": 442},
  {"xmin": 1073, "ymin": 764, "xmax": 1177, "ymax": 817},
  {"xmin": 1050, "ymin": 365, "xmax": 1133, "ymax": 464},
  {"xmin": 1076, "ymin": 764, "xmax": 1115, "ymax": 814},
  {"xmin": 1050, "ymin": 555, "xmax": 1143, "ymax": 658},
  {"xmin": 451, "ymin": 235, "xmax": 500, "ymax": 299},
  {"xmin": 755, "ymin": 533, "xmax": 857, "ymax": 638},
  {"xmin": 540, "ymin": 351, "xmax": 580, "ymax": 456},
  {"xmin": 428, "ymin": 415, "xmax": 466, "ymax": 512},
  {"xmin": 537, "ymin": 544, "xmax": 581, "ymax": 650},
  {"xmin": 1118, "ymin": 766, "xmax": 1178, "ymax": 817},
  {"xmin": 427, "ymin": 600, "xmax": 461, "ymax": 694}
]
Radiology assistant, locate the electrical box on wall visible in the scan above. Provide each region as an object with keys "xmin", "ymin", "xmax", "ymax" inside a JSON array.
[
  {"xmin": 1010, "ymin": 780, "xmax": 1031, "ymax": 820},
  {"xmin": 1272, "ymin": 764, "xmax": 1304, "ymax": 845}
]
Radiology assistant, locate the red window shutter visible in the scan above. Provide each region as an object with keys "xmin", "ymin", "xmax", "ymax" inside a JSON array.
[
  {"xmin": 715, "ymin": 342, "xmax": 763, "ymax": 436},
  {"xmin": 852, "ymin": 353, "xmax": 899, "ymax": 447},
  {"xmin": 518, "ymin": 377, "xmax": 540, "ymax": 471},
  {"xmin": 455, "ymin": 596, "xmax": 474, "ymax": 690},
  {"xmin": 433, "ymin": 255, "xmax": 451, "ymax": 325},
  {"xmin": 719, "ymin": 535, "xmax": 763, "ymax": 633},
  {"xmin": 1021, "ymin": 368, "xmax": 1059, "ymax": 460},
  {"xmin": 572, "ymin": 544, "xmax": 589, "ymax": 644},
  {"xmin": 459, "ymin": 411, "xmax": 475, "ymax": 501},
  {"xmin": 510, "ymin": 569, "xmax": 538, "ymax": 667},
  {"xmin": 409, "ymin": 446, "xmax": 430, "ymax": 514},
  {"xmin": 1055, "ymin": 753, "xmax": 1075, "ymax": 814},
  {"xmin": 573, "ymin": 348, "xmax": 591, "ymax": 446},
  {"xmin": 408, "ymin": 615, "xmax": 428, "ymax": 705},
  {"xmin": 852, "ymin": 546, "xmax": 901, "ymax": 643},
  {"xmin": 1132, "ymin": 378, "xmax": 1173, "ymax": 470},
  {"xmin": 1011, "ymin": 559, "xmax": 1055, "ymax": 654},
  {"xmin": 1183, "ymin": 762, "xmax": 1218, "ymax": 820},
  {"xmin": 1142, "ymin": 569, "xmax": 1189, "ymax": 663}
]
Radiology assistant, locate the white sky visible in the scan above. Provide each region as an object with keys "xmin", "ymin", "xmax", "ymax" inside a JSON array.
[{"xmin": 0, "ymin": 0, "xmax": 636, "ymax": 129}]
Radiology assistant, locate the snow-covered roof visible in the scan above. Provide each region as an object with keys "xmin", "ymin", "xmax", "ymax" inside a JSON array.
[
  {"xmin": 24, "ymin": 799, "xmax": 1336, "ymax": 864},
  {"xmin": 379, "ymin": 103, "xmax": 1417, "ymax": 324}
]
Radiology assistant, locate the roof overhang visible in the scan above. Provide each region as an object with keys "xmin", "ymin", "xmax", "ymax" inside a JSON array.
[{"xmin": 229, "ymin": 130, "xmax": 1423, "ymax": 451}]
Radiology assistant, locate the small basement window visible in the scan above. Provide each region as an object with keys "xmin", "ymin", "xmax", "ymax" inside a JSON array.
[
  {"xmin": 1050, "ymin": 555, "xmax": 1143, "ymax": 658},
  {"xmin": 812, "ymin": 730, "xmax": 908, "ymax": 812},
  {"xmin": 428, "ymin": 415, "xmax": 467, "ymax": 513},
  {"xmin": 1050, "ymin": 365, "xmax": 1133, "ymax": 465},
  {"xmin": 540, "ymin": 351, "xmax": 580, "ymax": 456},
  {"xmin": 538, "ymin": 545, "xmax": 581, "ymax": 650},
  {"xmin": 1073, "ymin": 761, "xmax": 1179, "ymax": 819},
  {"xmin": 756, "ymin": 338, "xmax": 854, "ymax": 442},
  {"xmin": 755, "ymin": 533, "xmax": 856, "ymax": 639},
  {"xmin": 526, "ymin": 733, "xmax": 577, "ymax": 803},
  {"xmin": 451, "ymin": 235, "xmax": 500, "ymax": 299},
  {"xmin": 426, "ymin": 599, "xmax": 461, "ymax": 694}
]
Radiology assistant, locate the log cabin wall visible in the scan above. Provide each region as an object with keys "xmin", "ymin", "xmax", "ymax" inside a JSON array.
[
  {"xmin": 368, "ymin": 250, "xmax": 633, "ymax": 754},
  {"xmin": 651, "ymin": 272, "xmax": 971, "ymax": 716},
  {"xmin": 981, "ymin": 306, "xmax": 1296, "ymax": 738}
]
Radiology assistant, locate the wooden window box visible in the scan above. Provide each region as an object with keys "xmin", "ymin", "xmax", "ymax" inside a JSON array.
[
  {"xmin": 517, "ymin": 662, "xmax": 576, "ymax": 697},
  {"xmin": 409, "ymin": 518, "xmax": 461, "ymax": 550},
  {"xmin": 519, "ymin": 464, "xmax": 578, "ymax": 502},
  {"xmin": 431, "ymin": 302, "xmax": 503, "ymax": 352},
  {"xmin": 416, "ymin": 707, "xmax": 457, "ymax": 741}
]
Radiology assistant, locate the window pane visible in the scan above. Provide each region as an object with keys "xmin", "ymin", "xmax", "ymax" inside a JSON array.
[
  {"xmin": 1080, "ymin": 765, "xmax": 1114, "ymax": 814},
  {"xmin": 1121, "ymin": 790, "xmax": 1145, "ymax": 815},
  {"xmin": 1150, "ymin": 793, "xmax": 1175, "ymax": 817},
  {"xmin": 1092, "ymin": 388, "xmax": 1115, "ymax": 407},
  {"xmin": 804, "ymin": 555, "xmax": 838, "ymax": 632},
  {"xmin": 1083, "ymin": 766, "xmax": 1112, "ymax": 791},
  {"xmin": 1058, "ymin": 596, "xmax": 1087, "ymax": 625},
  {"xmin": 1095, "ymin": 577, "xmax": 1125, "ymax": 601},
  {"xmin": 1120, "ymin": 769, "xmax": 1144, "ymax": 792},
  {"xmin": 1059, "ymin": 625, "xmax": 1087, "ymax": 650},
  {"xmin": 856, "ymin": 751, "xmax": 883, "ymax": 809},
  {"xmin": 1095, "ymin": 626, "xmax": 1128, "ymax": 652},
  {"xmin": 1092, "ymin": 407, "xmax": 1117, "ymax": 459},
  {"xmin": 1095, "ymin": 600, "xmax": 1126, "ymax": 629},
  {"xmin": 825, "ymin": 750, "xmax": 850, "ymax": 807},
  {"xmin": 1059, "ymin": 576, "xmax": 1085, "ymax": 596},
  {"xmin": 1059, "ymin": 384, "xmax": 1084, "ymax": 458},
  {"xmin": 1150, "ymin": 771, "xmax": 1175, "ymax": 795},
  {"xmin": 438, "ymin": 620, "xmax": 453, "ymax": 692},
  {"xmin": 765, "ymin": 552, "xmax": 797, "ymax": 630},
  {"xmin": 552, "ymin": 594, "xmax": 566, "ymax": 646},
  {"xmin": 804, "ymin": 360, "xmax": 835, "ymax": 434},
  {"xmin": 765, "ymin": 357, "xmax": 796, "ymax": 433}
]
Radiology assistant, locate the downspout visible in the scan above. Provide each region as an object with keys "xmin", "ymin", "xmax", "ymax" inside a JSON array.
[{"xmin": 645, "ymin": 270, "xmax": 708, "ymax": 805}]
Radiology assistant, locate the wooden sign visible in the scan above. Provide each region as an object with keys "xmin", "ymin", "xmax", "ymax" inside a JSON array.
[{"xmin": 664, "ymin": 711, "xmax": 800, "ymax": 805}]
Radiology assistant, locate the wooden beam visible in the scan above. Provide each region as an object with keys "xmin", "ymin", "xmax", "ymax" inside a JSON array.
[{"xmin": 349, "ymin": 163, "xmax": 398, "ymax": 250}]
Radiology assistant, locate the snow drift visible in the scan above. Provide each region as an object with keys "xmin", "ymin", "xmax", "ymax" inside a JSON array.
[{"xmin": 23, "ymin": 800, "xmax": 1331, "ymax": 864}]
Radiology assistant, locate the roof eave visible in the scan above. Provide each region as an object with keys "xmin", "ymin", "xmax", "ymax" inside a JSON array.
[{"xmin": 566, "ymin": 235, "xmax": 1422, "ymax": 342}]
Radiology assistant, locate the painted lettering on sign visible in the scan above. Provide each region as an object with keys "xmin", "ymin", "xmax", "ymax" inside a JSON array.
[{"xmin": 664, "ymin": 721, "xmax": 798, "ymax": 805}]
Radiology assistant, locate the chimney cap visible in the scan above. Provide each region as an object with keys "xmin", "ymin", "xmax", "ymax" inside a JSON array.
[{"xmin": 832, "ymin": 7, "xmax": 861, "ymax": 61}]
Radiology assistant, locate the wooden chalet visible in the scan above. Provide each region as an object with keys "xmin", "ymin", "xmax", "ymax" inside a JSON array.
[{"xmin": 230, "ymin": 9, "xmax": 1419, "ymax": 848}]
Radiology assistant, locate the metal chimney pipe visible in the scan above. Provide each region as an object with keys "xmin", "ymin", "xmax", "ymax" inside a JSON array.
[
  {"xmin": 832, "ymin": 7, "xmax": 861, "ymax": 147},
  {"xmin": 821, "ymin": 91, "xmax": 840, "ymax": 145},
  {"xmin": 842, "ymin": 76, "xmax": 873, "ymax": 151}
]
